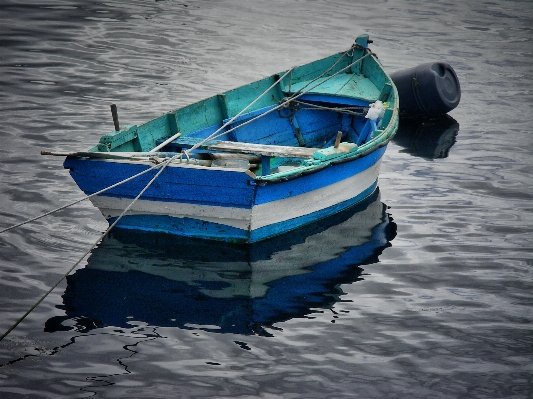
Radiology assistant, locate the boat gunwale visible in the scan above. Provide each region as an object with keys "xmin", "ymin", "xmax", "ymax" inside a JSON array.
[{"xmin": 57, "ymin": 40, "xmax": 399, "ymax": 185}]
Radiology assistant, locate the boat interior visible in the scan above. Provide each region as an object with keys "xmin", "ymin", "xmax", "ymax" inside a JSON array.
[{"xmin": 89, "ymin": 49, "xmax": 396, "ymax": 177}]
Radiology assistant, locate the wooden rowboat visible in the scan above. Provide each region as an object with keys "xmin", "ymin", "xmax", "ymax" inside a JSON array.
[{"xmin": 45, "ymin": 34, "xmax": 399, "ymax": 243}]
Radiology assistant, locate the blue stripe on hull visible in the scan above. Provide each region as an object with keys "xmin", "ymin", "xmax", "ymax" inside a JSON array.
[
  {"xmin": 65, "ymin": 147, "xmax": 385, "ymax": 208},
  {"xmin": 108, "ymin": 215, "xmax": 250, "ymax": 243},
  {"xmin": 254, "ymin": 146, "xmax": 386, "ymax": 204},
  {"xmin": 64, "ymin": 157, "xmax": 255, "ymax": 208},
  {"xmin": 249, "ymin": 180, "xmax": 378, "ymax": 243}
]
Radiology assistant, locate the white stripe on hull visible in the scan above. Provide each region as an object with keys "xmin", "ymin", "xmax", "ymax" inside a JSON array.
[
  {"xmin": 90, "ymin": 158, "xmax": 381, "ymax": 232},
  {"xmin": 90, "ymin": 197, "xmax": 253, "ymax": 230},
  {"xmin": 251, "ymin": 159, "xmax": 381, "ymax": 230}
]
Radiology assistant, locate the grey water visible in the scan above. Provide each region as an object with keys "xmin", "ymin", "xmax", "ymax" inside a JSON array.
[{"xmin": 1, "ymin": 0, "xmax": 532, "ymax": 398}]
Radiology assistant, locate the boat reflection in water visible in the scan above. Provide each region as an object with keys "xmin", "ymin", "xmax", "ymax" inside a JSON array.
[
  {"xmin": 46, "ymin": 189, "xmax": 396, "ymax": 336},
  {"xmin": 393, "ymin": 115, "xmax": 459, "ymax": 159}
]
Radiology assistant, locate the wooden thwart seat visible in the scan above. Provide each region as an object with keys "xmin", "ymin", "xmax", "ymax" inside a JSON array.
[
  {"xmin": 168, "ymin": 137, "xmax": 320, "ymax": 158},
  {"xmin": 204, "ymin": 141, "xmax": 319, "ymax": 158}
]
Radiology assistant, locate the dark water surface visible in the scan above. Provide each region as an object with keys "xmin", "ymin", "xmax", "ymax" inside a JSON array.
[{"xmin": 1, "ymin": 1, "xmax": 532, "ymax": 398}]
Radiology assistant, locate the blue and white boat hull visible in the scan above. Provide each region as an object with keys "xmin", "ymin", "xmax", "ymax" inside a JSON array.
[
  {"xmin": 57, "ymin": 35, "xmax": 399, "ymax": 243},
  {"xmin": 65, "ymin": 146, "xmax": 385, "ymax": 243}
]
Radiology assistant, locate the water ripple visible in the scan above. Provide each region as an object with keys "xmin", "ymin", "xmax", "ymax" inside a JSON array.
[{"xmin": 1, "ymin": 0, "xmax": 533, "ymax": 398}]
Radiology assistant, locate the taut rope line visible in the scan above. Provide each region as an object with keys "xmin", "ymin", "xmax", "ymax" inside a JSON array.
[
  {"xmin": 0, "ymin": 160, "xmax": 163, "ymax": 234},
  {"xmin": 0, "ymin": 157, "xmax": 175, "ymax": 342}
]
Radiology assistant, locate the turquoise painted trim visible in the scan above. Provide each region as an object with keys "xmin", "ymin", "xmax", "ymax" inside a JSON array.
[
  {"xmin": 287, "ymin": 75, "xmax": 379, "ymax": 102},
  {"xmin": 130, "ymin": 42, "xmax": 397, "ymax": 156}
]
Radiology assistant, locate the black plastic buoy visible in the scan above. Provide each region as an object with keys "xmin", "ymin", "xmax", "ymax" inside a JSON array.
[{"xmin": 390, "ymin": 62, "xmax": 461, "ymax": 116}]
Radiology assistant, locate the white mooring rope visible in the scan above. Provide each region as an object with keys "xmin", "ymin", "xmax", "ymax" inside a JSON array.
[
  {"xmin": 0, "ymin": 157, "xmax": 175, "ymax": 342},
  {"xmin": 0, "ymin": 160, "xmax": 164, "ymax": 235}
]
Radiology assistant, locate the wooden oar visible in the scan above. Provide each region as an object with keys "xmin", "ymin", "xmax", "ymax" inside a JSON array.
[{"xmin": 40, "ymin": 150, "xmax": 212, "ymax": 166}]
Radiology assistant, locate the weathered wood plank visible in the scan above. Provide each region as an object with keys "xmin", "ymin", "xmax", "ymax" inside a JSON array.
[
  {"xmin": 164, "ymin": 136, "xmax": 319, "ymax": 158},
  {"xmin": 203, "ymin": 141, "xmax": 319, "ymax": 158}
]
